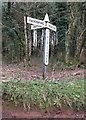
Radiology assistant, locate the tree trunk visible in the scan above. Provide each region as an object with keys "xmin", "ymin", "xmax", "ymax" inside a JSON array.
[
  {"xmin": 76, "ymin": 29, "xmax": 86, "ymax": 60},
  {"xmin": 65, "ymin": 3, "xmax": 77, "ymax": 63},
  {"xmin": 26, "ymin": 3, "xmax": 32, "ymax": 64},
  {"xmin": 76, "ymin": 3, "xmax": 86, "ymax": 60},
  {"xmin": 40, "ymin": 29, "xmax": 44, "ymax": 52},
  {"xmin": 27, "ymin": 24, "xmax": 32, "ymax": 59},
  {"xmin": 24, "ymin": 16, "xmax": 28, "ymax": 64}
]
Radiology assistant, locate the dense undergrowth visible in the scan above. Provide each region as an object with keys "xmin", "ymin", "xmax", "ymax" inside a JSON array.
[{"xmin": 1, "ymin": 79, "xmax": 84, "ymax": 111}]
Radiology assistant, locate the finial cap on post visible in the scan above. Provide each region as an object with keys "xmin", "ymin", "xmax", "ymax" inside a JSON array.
[{"xmin": 44, "ymin": 13, "xmax": 49, "ymax": 22}]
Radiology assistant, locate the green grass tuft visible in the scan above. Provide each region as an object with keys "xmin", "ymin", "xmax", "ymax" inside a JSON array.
[{"xmin": 2, "ymin": 79, "xmax": 84, "ymax": 111}]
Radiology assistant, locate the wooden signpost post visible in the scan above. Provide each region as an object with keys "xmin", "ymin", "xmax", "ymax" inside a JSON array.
[{"xmin": 27, "ymin": 13, "xmax": 56, "ymax": 80}]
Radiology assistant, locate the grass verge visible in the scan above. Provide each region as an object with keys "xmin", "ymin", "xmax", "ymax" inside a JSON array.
[{"xmin": 1, "ymin": 79, "xmax": 84, "ymax": 111}]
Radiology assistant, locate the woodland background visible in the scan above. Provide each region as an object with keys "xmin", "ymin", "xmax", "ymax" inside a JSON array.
[
  {"xmin": 2, "ymin": 2, "xmax": 86, "ymax": 67},
  {"xmin": 1, "ymin": 2, "xmax": 85, "ymax": 117}
]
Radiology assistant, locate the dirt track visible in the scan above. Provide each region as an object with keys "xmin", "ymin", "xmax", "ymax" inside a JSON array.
[
  {"xmin": 2, "ymin": 100, "xmax": 84, "ymax": 119},
  {"xmin": 1, "ymin": 63, "xmax": 85, "ymax": 82}
]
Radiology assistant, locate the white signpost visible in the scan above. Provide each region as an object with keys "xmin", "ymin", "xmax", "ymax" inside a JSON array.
[
  {"xmin": 31, "ymin": 24, "xmax": 43, "ymax": 30},
  {"xmin": 26, "ymin": 13, "xmax": 56, "ymax": 80},
  {"xmin": 31, "ymin": 21, "xmax": 56, "ymax": 32},
  {"xmin": 27, "ymin": 17, "xmax": 44, "ymax": 27},
  {"xmin": 44, "ymin": 29, "xmax": 50, "ymax": 65},
  {"xmin": 33, "ymin": 29, "xmax": 37, "ymax": 47},
  {"xmin": 47, "ymin": 23, "xmax": 56, "ymax": 32}
]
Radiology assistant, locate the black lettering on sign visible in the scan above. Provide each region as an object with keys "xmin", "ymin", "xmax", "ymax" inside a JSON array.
[{"xmin": 29, "ymin": 18, "xmax": 44, "ymax": 25}]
